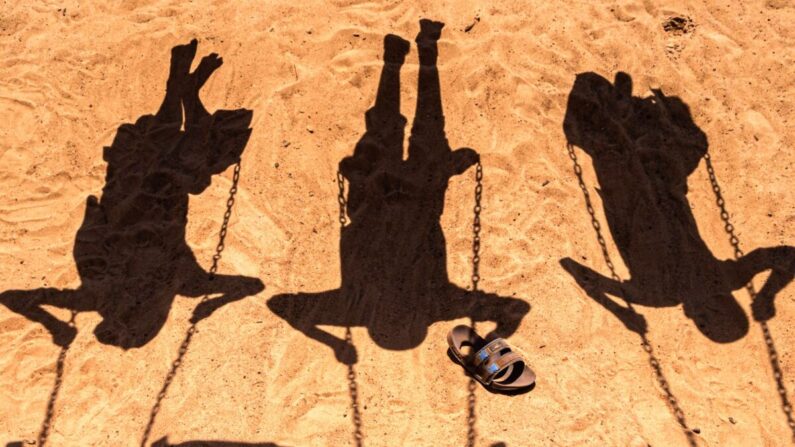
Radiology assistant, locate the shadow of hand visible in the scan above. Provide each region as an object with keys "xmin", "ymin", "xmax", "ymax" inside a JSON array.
[
  {"xmin": 335, "ymin": 341, "xmax": 358, "ymax": 365},
  {"xmin": 619, "ymin": 307, "xmax": 648, "ymax": 335}
]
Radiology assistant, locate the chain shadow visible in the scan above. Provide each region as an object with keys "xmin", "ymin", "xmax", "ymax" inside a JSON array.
[
  {"xmin": 703, "ymin": 152, "xmax": 795, "ymax": 440},
  {"xmin": 267, "ymin": 20, "xmax": 530, "ymax": 365},
  {"xmin": 560, "ymin": 71, "xmax": 794, "ymax": 343},
  {"xmin": 31, "ymin": 310, "xmax": 76, "ymax": 447},
  {"xmin": 0, "ymin": 39, "xmax": 263, "ymax": 350},
  {"xmin": 564, "ymin": 143, "xmax": 698, "ymax": 447}
]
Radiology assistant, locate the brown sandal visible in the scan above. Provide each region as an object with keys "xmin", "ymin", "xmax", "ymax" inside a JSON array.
[{"xmin": 447, "ymin": 325, "xmax": 536, "ymax": 392}]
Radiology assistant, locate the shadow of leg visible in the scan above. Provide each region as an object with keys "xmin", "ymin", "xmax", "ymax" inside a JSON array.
[
  {"xmin": 456, "ymin": 290, "xmax": 530, "ymax": 340},
  {"xmin": 267, "ymin": 291, "xmax": 358, "ymax": 364},
  {"xmin": 559, "ymin": 257, "xmax": 647, "ymax": 334},
  {"xmin": 183, "ymin": 273, "xmax": 265, "ymax": 324},
  {"xmin": 177, "ymin": 255, "xmax": 264, "ymax": 323},
  {"xmin": 727, "ymin": 246, "xmax": 795, "ymax": 320}
]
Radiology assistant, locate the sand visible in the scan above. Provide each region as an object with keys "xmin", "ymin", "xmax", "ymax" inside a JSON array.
[{"xmin": 1, "ymin": 1, "xmax": 794, "ymax": 446}]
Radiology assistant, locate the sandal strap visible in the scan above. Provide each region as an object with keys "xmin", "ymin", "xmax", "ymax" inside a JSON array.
[
  {"xmin": 472, "ymin": 338, "xmax": 509, "ymax": 366},
  {"xmin": 477, "ymin": 351, "xmax": 523, "ymax": 384}
]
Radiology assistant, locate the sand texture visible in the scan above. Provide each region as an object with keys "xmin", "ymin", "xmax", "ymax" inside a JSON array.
[{"xmin": 1, "ymin": 1, "xmax": 794, "ymax": 446}]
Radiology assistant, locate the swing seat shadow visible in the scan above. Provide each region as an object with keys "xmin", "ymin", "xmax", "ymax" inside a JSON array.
[
  {"xmin": 561, "ymin": 71, "xmax": 795, "ymax": 342},
  {"xmin": 267, "ymin": 20, "xmax": 530, "ymax": 364},
  {"xmin": 0, "ymin": 39, "xmax": 264, "ymax": 349}
]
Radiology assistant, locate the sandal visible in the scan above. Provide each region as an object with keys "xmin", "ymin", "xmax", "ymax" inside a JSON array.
[{"xmin": 447, "ymin": 325, "xmax": 536, "ymax": 392}]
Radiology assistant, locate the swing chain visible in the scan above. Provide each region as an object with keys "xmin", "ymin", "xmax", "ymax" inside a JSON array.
[
  {"xmin": 471, "ymin": 162, "xmax": 483, "ymax": 292},
  {"xmin": 336, "ymin": 171, "xmax": 364, "ymax": 447},
  {"xmin": 566, "ymin": 143, "xmax": 697, "ymax": 447},
  {"xmin": 208, "ymin": 162, "xmax": 241, "ymax": 280},
  {"xmin": 703, "ymin": 152, "xmax": 744, "ymax": 259},
  {"xmin": 703, "ymin": 151, "xmax": 795, "ymax": 438},
  {"xmin": 465, "ymin": 162, "xmax": 483, "ymax": 447},
  {"xmin": 566, "ymin": 145, "xmax": 620, "ymax": 283},
  {"xmin": 344, "ymin": 326, "xmax": 364, "ymax": 447},
  {"xmin": 37, "ymin": 310, "xmax": 78, "ymax": 447},
  {"xmin": 337, "ymin": 170, "xmax": 348, "ymax": 227},
  {"xmin": 140, "ymin": 162, "xmax": 241, "ymax": 447}
]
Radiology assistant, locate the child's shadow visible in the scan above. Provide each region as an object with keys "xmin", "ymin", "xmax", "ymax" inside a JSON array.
[
  {"xmin": 560, "ymin": 72, "xmax": 794, "ymax": 342},
  {"xmin": 0, "ymin": 40, "xmax": 264, "ymax": 349},
  {"xmin": 267, "ymin": 20, "xmax": 530, "ymax": 365}
]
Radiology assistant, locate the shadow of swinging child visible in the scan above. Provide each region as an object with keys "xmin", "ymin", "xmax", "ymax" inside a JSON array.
[
  {"xmin": 268, "ymin": 20, "xmax": 530, "ymax": 364},
  {"xmin": 560, "ymin": 72, "xmax": 794, "ymax": 343},
  {"xmin": 0, "ymin": 40, "xmax": 264, "ymax": 350}
]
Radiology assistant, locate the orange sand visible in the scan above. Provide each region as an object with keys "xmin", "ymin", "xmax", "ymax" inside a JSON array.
[{"xmin": 1, "ymin": 1, "xmax": 794, "ymax": 446}]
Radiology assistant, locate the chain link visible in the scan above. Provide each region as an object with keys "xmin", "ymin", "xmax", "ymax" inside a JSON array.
[
  {"xmin": 140, "ymin": 162, "xmax": 242, "ymax": 447},
  {"xmin": 465, "ymin": 162, "xmax": 483, "ymax": 447},
  {"xmin": 337, "ymin": 171, "xmax": 364, "ymax": 447},
  {"xmin": 338, "ymin": 170, "xmax": 348, "ymax": 227},
  {"xmin": 566, "ymin": 144, "xmax": 697, "ymax": 447},
  {"xmin": 345, "ymin": 327, "xmax": 364, "ymax": 447},
  {"xmin": 703, "ymin": 151, "xmax": 795, "ymax": 441},
  {"xmin": 471, "ymin": 162, "xmax": 483, "ymax": 292}
]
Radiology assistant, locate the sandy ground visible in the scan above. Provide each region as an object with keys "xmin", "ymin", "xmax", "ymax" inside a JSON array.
[{"xmin": 1, "ymin": 1, "xmax": 794, "ymax": 446}]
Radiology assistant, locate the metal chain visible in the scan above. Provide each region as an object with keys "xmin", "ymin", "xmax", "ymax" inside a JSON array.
[
  {"xmin": 338, "ymin": 170, "xmax": 348, "ymax": 228},
  {"xmin": 140, "ymin": 162, "xmax": 241, "ymax": 447},
  {"xmin": 37, "ymin": 310, "xmax": 78, "ymax": 447},
  {"xmin": 566, "ymin": 144, "xmax": 697, "ymax": 447},
  {"xmin": 566, "ymin": 146, "xmax": 620, "ymax": 283},
  {"xmin": 337, "ymin": 171, "xmax": 364, "ymax": 447},
  {"xmin": 703, "ymin": 151, "xmax": 795, "ymax": 441},
  {"xmin": 703, "ymin": 153, "xmax": 743, "ymax": 259},
  {"xmin": 344, "ymin": 326, "xmax": 364, "ymax": 447},
  {"xmin": 466, "ymin": 162, "xmax": 483, "ymax": 447},
  {"xmin": 471, "ymin": 162, "xmax": 483, "ymax": 292}
]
